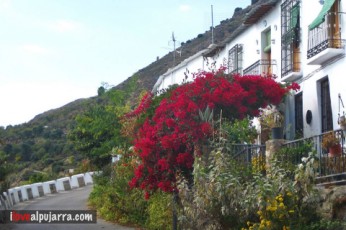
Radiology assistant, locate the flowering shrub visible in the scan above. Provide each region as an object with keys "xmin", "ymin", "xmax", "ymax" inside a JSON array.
[
  {"xmin": 243, "ymin": 192, "xmax": 297, "ymax": 230},
  {"xmin": 251, "ymin": 154, "xmax": 266, "ymax": 174},
  {"xmin": 127, "ymin": 68, "xmax": 299, "ymax": 195},
  {"xmin": 124, "ymin": 91, "xmax": 153, "ymax": 118}
]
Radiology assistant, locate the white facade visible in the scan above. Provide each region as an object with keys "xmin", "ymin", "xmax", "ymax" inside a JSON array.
[{"xmin": 153, "ymin": 0, "xmax": 346, "ymax": 140}]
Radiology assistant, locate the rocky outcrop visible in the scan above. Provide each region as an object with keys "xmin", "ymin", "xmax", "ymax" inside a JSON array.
[{"xmin": 317, "ymin": 185, "xmax": 346, "ymax": 221}]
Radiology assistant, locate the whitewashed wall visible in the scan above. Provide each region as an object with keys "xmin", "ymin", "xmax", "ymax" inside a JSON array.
[{"xmin": 298, "ymin": 0, "xmax": 346, "ymax": 137}]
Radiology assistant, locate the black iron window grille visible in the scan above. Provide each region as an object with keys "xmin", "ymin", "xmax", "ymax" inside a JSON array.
[
  {"xmin": 281, "ymin": 0, "xmax": 301, "ymax": 77},
  {"xmin": 228, "ymin": 44, "xmax": 243, "ymax": 75}
]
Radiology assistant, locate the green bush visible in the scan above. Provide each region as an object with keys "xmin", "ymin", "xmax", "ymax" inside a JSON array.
[
  {"xmin": 89, "ymin": 150, "xmax": 147, "ymax": 226},
  {"xmin": 178, "ymin": 138, "xmax": 322, "ymax": 230},
  {"xmin": 146, "ymin": 191, "xmax": 172, "ymax": 230},
  {"xmin": 89, "ymin": 148, "xmax": 174, "ymax": 228}
]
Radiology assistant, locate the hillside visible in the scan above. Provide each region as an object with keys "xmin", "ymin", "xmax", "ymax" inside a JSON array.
[{"xmin": 0, "ymin": 1, "xmax": 265, "ymax": 187}]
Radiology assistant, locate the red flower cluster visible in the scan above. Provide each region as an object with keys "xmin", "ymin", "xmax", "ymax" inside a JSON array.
[
  {"xmin": 125, "ymin": 91, "xmax": 153, "ymax": 118},
  {"xmin": 128, "ymin": 70, "xmax": 299, "ymax": 196}
]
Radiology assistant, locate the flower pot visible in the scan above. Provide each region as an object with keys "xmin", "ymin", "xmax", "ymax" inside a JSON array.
[
  {"xmin": 271, "ymin": 127, "xmax": 283, "ymax": 139},
  {"xmin": 329, "ymin": 144, "xmax": 342, "ymax": 157},
  {"xmin": 339, "ymin": 116, "xmax": 346, "ymax": 130}
]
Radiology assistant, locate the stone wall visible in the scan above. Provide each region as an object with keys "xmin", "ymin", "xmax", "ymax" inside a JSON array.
[{"xmin": 317, "ymin": 185, "xmax": 346, "ymax": 221}]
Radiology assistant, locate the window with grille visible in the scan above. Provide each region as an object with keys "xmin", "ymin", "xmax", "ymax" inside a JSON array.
[
  {"xmin": 281, "ymin": 0, "xmax": 300, "ymax": 77},
  {"xmin": 228, "ymin": 44, "xmax": 243, "ymax": 74},
  {"xmin": 321, "ymin": 78, "xmax": 333, "ymax": 132}
]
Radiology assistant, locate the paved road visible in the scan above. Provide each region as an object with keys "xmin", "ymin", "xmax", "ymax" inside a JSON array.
[{"xmin": 2, "ymin": 185, "xmax": 136, "ymax": 230}]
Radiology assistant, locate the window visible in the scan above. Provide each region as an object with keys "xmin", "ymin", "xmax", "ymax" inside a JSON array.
[
  {"xmin": 228, "ymin": 44, "xmax": 243, "ymax": 74},
  {"xmin": 321, "ymin": 78, "xmax": 333, "ymax": 132},
  {"xmin": 262, "ymin": 29, "xmax": 272, "ymax": 74},
  {"xmin": 281, "ymin": 0, "xmax": 300, "ymax": 77},
  {"xmin": 295, "ymin": 93, "xmax": 303, "ymax": 138}
]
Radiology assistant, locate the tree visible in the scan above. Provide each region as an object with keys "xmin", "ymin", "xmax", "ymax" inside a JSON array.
[
  {"xmin": 97, "ymin": 86, "xmax": 106, "ymax": 96},
  {"xmin": 69, "ymin": 89, "xmax": 130, "ymax": 168}
]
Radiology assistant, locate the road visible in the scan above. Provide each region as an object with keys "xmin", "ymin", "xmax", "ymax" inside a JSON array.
[{"xmin": 2, "ymin": 185, "xmax": 136, "ymax": 230}]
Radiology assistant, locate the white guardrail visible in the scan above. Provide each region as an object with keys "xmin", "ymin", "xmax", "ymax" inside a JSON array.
[{"xmin": 0, "ymin": 171, "xmax": 97, "ymax": 210}]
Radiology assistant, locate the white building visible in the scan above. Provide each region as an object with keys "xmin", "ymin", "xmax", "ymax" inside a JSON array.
[{"xmin": 153, "ymin": 0, "xmax": 346, "ymax": 141}]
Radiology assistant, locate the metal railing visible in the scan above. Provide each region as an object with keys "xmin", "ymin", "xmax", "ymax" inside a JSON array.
[
  {"xmin": 307, "ymin": 12, "xmax": 345, "ymax": 59},
  {"xmin": 279, "ymin": 138, "xmax": 313, "ymax": 165},
  {"xmin": 243, "ymin": 59, "xmax": 277, "ymax": 76},
  {"xmin": 231, "ymin": 130, "xmax": 346, "ymax": 181},
  {"xmin": 282, "ymin": 130, "xmax": 346, "ymax": 178},
  {"xmin": 281, "ymin": 50, "xmax": 301, "ymax": 77},
  {"xmin": 230, "ymin": 144, "xmax": 266, "ymax": 169}
]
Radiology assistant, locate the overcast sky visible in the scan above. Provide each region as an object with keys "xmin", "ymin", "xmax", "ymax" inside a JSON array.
[{"xmin": 0, "ymin": 0, "xmax": 250, "ymax": 127}]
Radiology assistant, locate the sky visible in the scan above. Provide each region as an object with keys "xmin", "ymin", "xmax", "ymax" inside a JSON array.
[{"xmin": 0, "ymin": 0, "xmax": 250, "ymax": 127}]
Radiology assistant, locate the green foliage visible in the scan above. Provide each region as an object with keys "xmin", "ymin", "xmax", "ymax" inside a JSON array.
[
  {"xmin": 146, "ymin": 191, "xmax": 173, "ymax": 230},
  {"xmin": 98, "ymin": 86, "xmax": 106, "ymax": 96},
  {"xmin": 89, "ymin": 156, "xmax": 147, "ymax": 225},
  {"xmin": 178, "ymin": 135, "xmax": 322, "ymax": 230},
  {"xmin": 275, "ymin": 141, "xmax": 313, "ymax": 174},
  {"xmin": 29, "ymin": 173, "xmax": 51, "ymax": 184},
  {"xmin": 297, "ymin": 219, "xmax": 346, "ymax": 230},
  {"xmin": 0, "ymin": 151, "xmax": 13, "ymax": 193},
  {"xmin": 68, "ymin": 89, "xmax": 130, "ymax": 168},
  {"xmin": 221, "ymin": 118, "xmax": 258, "ymax": 144},
  {"xmin": 89, "ymin": 147, "xmax": 173, "ymax": 229}
]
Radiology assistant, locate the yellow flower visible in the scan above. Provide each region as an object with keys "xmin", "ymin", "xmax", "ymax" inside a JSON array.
[
  {"xmin": 266, "ymin": 220, "xmax": 271, "ymax": 226},
  {"xmin": 289, "ymin": 210, "xmax": 295, "ymax": 214}
]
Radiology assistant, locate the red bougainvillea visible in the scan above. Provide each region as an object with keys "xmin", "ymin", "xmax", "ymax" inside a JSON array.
[
  {"xmin": 127, "ymin": 68, "xmax": 299, "ymax": 197},
  {"xmin": 125, "ymin": 91, "xmax": 153, "ymax": 118}
]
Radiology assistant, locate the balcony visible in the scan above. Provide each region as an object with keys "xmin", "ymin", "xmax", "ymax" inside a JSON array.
[
  {"xmin": 307, "ymin": 12, "xmax": 345, "ymax": 65},
  {"xmin": 243, "ymin": 59, "xmax": 277, "ymax": 76},
  {"xmin": 281, "ymin": 51, "xmax": 302, "ymax": 82}
]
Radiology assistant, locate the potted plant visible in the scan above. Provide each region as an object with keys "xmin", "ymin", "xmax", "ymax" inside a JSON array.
[
  {"xmin": 338, "ymin": 114, "xmax": 346, "ymax": 130},
  {"xmin": 260, "ymin": 106, "xmax": 284, "ymax": 140},
  {"xmin": 321, "ymin": 132, "xmax": 342, "ymax": 157}
]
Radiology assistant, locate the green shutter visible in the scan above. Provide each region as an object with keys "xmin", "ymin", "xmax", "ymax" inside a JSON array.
[
  {"xmin": 308, "ymin": 0, "xmax": 336, "ymax": 30},
  {"xmin": 290, "ymin": 3, "xmax": 299, "ymax": 29},
  {"xmin": 264, "ymin": 30, "xmax": 271, "ymax": 53},
  {"xmin": 264, "ymin": 45, "xmax": 271, "ymax": 53}
]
